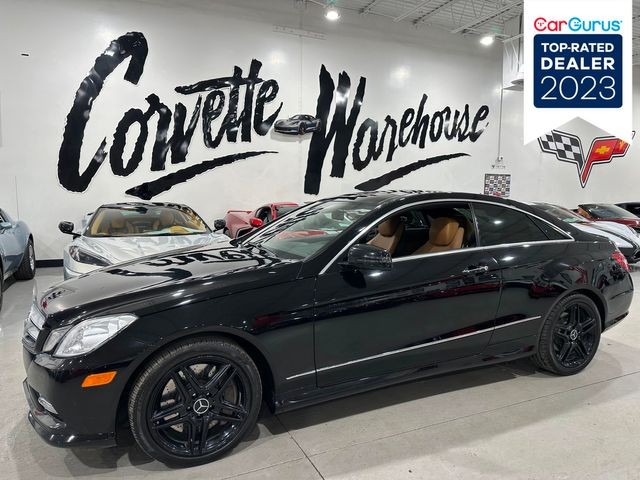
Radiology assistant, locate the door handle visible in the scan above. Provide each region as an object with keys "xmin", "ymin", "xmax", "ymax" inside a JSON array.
[{"xmin": 462, "ymin": 265, "xmax": 489, "ymax": 274}]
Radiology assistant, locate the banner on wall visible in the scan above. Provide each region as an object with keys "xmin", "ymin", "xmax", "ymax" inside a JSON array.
[{"xmin": 523, "ymin": 0, "xmax": 632, "ymax": 144}]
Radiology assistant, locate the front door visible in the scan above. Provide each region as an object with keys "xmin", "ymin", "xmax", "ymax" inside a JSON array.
[{"xmin": 313, "ymin": 202, "xmax": 502, "ymax": 387}]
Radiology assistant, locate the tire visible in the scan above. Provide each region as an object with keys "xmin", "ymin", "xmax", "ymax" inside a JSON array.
[
  {"xmin": 298, "ymin": 123, "xmax": 306, "ymax": 135},
  {"xmin": 0, "ymin": 268, "xmax": 4, "ymax": 311},
  {"xmin": 128, "ymin": 337, "xmax": 262, "ymax": 467},
  {"xmin": 14, "ymin": 239, "xmax": 35, "ymax": 280},
  {"xmin": 534, "ymin": 294, "xmax": 602, "ymax": 375}
]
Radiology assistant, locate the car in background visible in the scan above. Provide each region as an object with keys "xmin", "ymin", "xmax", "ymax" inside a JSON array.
[
  {"xmin": 23, "ymin": 191, "xmax": 634, "ymax": 466},
  {"xmin": 0, "ymin": 208, "xmax": 35, "ymax": 310},
  {"xmin": 576, "ymin": 204, "xmax": 640, "ymax": 233},
  {"xmin": 616, "ymin": 202, "xmax": 640, "ymax": 218},
  {"xmin": 274, "ymin": 114, "xmax": 322, "ymax": 135},
  {"xmin": 59, "ymin": 202, "xmax": 227, "ymax": 279},
  {"xmin": 534, "ymin": 203, "xmax": 640, "ymax": 263},
  {"xmin": 217, "ymin": 202, "xmax": 299, "ymax": 238}
]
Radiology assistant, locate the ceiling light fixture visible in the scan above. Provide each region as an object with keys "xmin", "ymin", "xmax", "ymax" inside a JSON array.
[
  {"xmin": 480, "ymin": 35, "xmax": 495, "ymax": 46},
  {"xmin": 325, "ymin": 7, "xmax": 340, "ymax": 21}
]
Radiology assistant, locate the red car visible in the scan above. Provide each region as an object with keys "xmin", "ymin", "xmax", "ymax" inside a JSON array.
[
  {"xmin": 577, "ymin": 204, "xmax": 640, "ymax": 233},
  {"xmin": 216, "ymin": 202, "xmax": 299, "ymax": 238}
]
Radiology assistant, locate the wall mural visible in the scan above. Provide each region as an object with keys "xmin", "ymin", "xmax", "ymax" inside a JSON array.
[
  {"xmin": 58, "ymin": 31, "xmax": 491, "ymax": 200},
  {"xmin": 538, "ymin": 130, "xmax": 634, "ymax": 187}
]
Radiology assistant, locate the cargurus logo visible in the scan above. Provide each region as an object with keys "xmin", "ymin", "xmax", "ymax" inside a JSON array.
[{"xmin": 534, "ymin": 17, "xmax": 622, "ymax": 33}]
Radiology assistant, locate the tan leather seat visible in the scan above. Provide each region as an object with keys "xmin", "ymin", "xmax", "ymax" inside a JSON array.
[
  {"xmin": 367, "ymin": 216, "xmax": 404, "ymax": 255},
  {"xmin": 153, "ymin": 210, "xmax": 175, "ymax": 230},
  {"xmin": 108, "ymin": 212, "xmax": 134, "ymax": 235},
  {"xmin": 413, "ymin": 217, "xmax": 464, "ymax": 255}
]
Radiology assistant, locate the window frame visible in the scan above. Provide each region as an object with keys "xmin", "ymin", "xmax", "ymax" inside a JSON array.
[{"xmin": 319, "ymin": 198, "xmax": 574, "ymax": 275}]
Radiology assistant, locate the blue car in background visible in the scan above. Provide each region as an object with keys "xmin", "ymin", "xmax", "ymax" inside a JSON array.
[{"xmin": 0, "ymin": 208, "xmax": 35, "ymax": 310}]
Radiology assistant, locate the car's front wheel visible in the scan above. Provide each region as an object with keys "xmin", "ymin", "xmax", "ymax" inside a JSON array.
[
  {"xmin": 534, "ymin": 293, "xmax": 602, "ymax": 375},
  {"xmin": 128, "ymin": 337, "xmax": 262, "ymax": 466}
]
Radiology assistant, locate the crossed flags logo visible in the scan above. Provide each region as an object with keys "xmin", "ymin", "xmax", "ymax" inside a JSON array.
[{"xmin": 538, "ymin": 130, "xmax": 634, "ymax": 187}]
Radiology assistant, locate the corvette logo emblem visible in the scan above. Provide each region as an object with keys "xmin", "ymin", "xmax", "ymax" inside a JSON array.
[{"xmin": 538, "ymin": 130, "xmax": 634, "ymax": 187}]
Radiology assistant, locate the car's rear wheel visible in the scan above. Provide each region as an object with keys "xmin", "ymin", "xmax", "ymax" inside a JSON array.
[
  {"xmin": 534, "ymin": 294, "xmax": 601, "ymax": 375},
  {"xmin": 14, "ymin": 239, "xmax": 35, "ymax": 280},
  {"xmin": 128, "ymin": 337, "xmax": 262, "ymax": 466}
]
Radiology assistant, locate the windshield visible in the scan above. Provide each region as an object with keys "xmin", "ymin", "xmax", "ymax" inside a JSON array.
[
  {"xmin": 535, "ymin": 203, "xmax": 588, "ymax": 224},
  {"xmin": 245, "ymin": 200, "xmax": 372, "ymax": 260},
  {"xmin": 582, "ymin": 204, "xmax": 639, "ymax": 219},
  {"xmin": 86, "ymin": 205, "xmax": 210, "ymax": 237}
]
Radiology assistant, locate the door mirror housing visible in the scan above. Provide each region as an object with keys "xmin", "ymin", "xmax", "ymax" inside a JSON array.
[
  {"xmin": 249, "ymin": 217, "xmax": 264, "ymax": 228},
  {"xmin": 58, "ymin": 221, "xmax": 75, "ymax": 235},
  {"xmin": 0, "ymin": 221, "xmax": 12, "ymax": 231},
  {"xmin": 213, "ymin": 219, "xmax": 226, "ymax": 231},
  {"xmin": 345, "ymin": 244, "xmax": 392, "ymax": 271}
]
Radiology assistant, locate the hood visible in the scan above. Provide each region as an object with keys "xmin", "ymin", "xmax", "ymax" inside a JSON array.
[
  {"xmin": 573, "ymin": 223, "xmax": 636, "ymax": 249},
  {"xmin": 72, "ymin": 233, "xmax": 228, "ymax": 265},
  {"xmin": 592, "ymin": 221, "xmax": 640, "ymax": 244},
  {"xmin": 40, "ymin": 242, "xmax": 302, "ymax": 327}
]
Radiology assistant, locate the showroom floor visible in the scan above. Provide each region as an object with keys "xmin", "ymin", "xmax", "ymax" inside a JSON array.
[{"xmin": 2, "ymin": 268, "xmax": 640, "ymax": 479}]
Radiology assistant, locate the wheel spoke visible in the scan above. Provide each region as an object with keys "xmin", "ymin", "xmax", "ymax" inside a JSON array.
[
  {"xmin": 555, "ymin": 327, "xmax": 571, "ymax": 340},
  {"xmin": 170, "ymin": 372, "xmax": 191, "ymax": 402},
  {"xmin": 151, "ymin": 402, "xmax": 185, "ymax": 422},
  {"xmin": 580, "ymin": 316, "xmax": 596, "ymax": 332},
  {"xmin": 152, "ymin": 412, "xmax": 189, "ymax": 430},
  {"xmin": 178, "ymin": 366, "xmax": 203, "ymax": 395},
  {"xmin": 205, "ymin": 364, "xmax": 236, "ymax": 396},
  {"xmin": 558, "ymin": 340, "xmax": 573, "ymax": 362},
  {"xmin": 212, "ymin": 411, "xmax": 245, "ymax": 423},
  {"xmin": 198, "ymin": 415, "xmax": 210, "ymax": 454},
  {"xmin": 569, "ymin": 305, "xmax": 579, "ymax": 327},
  {"xmin": 220, "ymin": 400, "xmax": 247, "ymax": 418},
  {"xmin": 576, "ymin": 339, "xmax": 589, "ymax": 359}
]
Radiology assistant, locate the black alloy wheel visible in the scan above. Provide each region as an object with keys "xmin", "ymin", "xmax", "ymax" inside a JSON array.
[
  {"xmin": 534, "ymin": 294, "xmax": 601, "ymax": 375},
  {"xmin": 129, "ymin": 337, "xmax": 261, "ymax": 466},
  {"xmin": 298, "ymin": 123, "xmax": 306, "ymax": 135}
]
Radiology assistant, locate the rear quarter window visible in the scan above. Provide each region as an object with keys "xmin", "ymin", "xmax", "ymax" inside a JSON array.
[{"xmin": 473, "ymin": 203, "xmax": 552, "ymax": 246}]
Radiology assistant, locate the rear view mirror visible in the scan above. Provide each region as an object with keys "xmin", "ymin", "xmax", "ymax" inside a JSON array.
[
  {"xmin": 345, "ymin": 244, "xmax": 392, "ymax": 271},
  {"xmin": 213, "ymin": 219, "xmax": 226, "ymax": 231},
  {"xmin": 58, "ymin": 221, "xmax": 75, "ymax": 235}
]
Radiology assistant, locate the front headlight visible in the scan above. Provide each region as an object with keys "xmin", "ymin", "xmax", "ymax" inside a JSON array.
[
  {"xmin": 69, "ymin": 245, "xmax": 110, "ymax": 267},
  {"xmin": 50, "ymin": 314, "xmax": 137, "ymax": 357}
]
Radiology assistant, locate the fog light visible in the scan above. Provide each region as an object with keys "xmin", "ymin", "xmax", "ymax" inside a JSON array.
[
  {"xmin": 82, "ymin": 371, "xmax": 117, "ymax": 388},
  {"xmin": 38, "ymin": 396, "xmax": 58, "ymax": 415}
]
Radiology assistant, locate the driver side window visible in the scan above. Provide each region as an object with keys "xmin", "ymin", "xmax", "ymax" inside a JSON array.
[{"xmin": 357, "ymin": 202, "xmax": 477, "ymax": 259}]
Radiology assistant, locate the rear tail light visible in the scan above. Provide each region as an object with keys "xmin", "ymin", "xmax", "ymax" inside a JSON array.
[{"xmin": 612, "ymin": 250, "xmax": 630, "ymax": 272}]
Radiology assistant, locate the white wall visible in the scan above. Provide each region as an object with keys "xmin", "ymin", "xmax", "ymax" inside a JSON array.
[{"xmin": 6, "ymin": 0, "xmax": 632, "ymax": 261}]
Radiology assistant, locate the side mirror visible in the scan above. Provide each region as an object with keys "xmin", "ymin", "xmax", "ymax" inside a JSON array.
[
  {"xmin": 213, "ymin": 219, "xmax": 226, "ymax": 231},
  {"xmin": 58, "ymin": 221, "xmax": 75, "ymax": 235},
  {"xmin": 249, "ymin": 217, "xmax": 264, "ymax": 228},
  {"xmin": 344, "ymin": 244, "xmax": 392, "ymax": 271},
  {"xmin": 0, "ymin": 221, "xmax": 11, "ymax": 231}
]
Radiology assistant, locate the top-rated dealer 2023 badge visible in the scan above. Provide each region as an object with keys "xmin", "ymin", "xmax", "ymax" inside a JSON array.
[{"xmin": 524, "ymin": 0, "xmax": 632, "ymax": 144}]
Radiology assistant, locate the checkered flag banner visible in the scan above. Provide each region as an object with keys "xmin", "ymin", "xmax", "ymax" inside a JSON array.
[{"xmin": 538, "ymin": 130, "xmax": 585, "ymax": 171}]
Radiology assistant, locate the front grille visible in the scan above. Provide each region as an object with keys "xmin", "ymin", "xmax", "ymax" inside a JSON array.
[{"xmin": 23, "ymin": 304, "xmax": 45, "ymax": 351}]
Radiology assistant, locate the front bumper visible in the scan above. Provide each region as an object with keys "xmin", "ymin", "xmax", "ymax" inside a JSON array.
[{"xmin": 22, "ymin": 347, "xmax": 120, "ymax": 448}]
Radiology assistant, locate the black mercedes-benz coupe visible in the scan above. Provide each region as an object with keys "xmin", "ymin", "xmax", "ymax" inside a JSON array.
[{"xmin": 23, "ymin": 191, "xmax": 633, "ymax": 466}]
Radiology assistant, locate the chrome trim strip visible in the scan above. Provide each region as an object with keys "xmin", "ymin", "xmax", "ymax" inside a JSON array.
[
  {"xmin": 284, "ymin": 315, "xmax": 542, "ymax": 380},
  {"xmin": 391, "ymin": 240, "xmax": 572, "ymax": 264},
  {"xmin": 319, "ymin": 198, "xmax": 574, "ymax": 275}
]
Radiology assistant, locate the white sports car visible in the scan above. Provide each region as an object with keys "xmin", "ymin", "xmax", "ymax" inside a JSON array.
[
  {"xmin": 59, "ymin": 202, "xmax": 228, "ymax": 279},
  {"xmin": 534, "ymin": 203, "xmax": 640, "ymax": 263}
]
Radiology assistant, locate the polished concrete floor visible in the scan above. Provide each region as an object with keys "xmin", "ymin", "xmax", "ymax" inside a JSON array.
[{"xmin": 2, "ymin": 267, "xmax": 640, "ymax": 479}]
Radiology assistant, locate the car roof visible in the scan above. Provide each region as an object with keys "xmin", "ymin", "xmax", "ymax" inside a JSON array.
[{"xmin": 317, "ymin": 190, "xmax": 531, "ymax": 209}]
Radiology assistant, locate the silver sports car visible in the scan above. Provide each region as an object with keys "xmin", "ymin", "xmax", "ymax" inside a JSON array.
[
  {"xmin": 0, "ymin": 207, "xmax": 35, "ymax": 309},
  {"xmin": 59, "ymin": 202, "xmax": 228, "ymax": 279},
  {"xmin": 274, "ymin": 114, "xmax": 322, "ymax": 135}
]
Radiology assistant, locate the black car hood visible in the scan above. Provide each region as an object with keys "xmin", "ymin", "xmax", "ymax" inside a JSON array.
[{"xmin": 39, "ymin": 243, "xmax": 302, "ymax": 327}]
